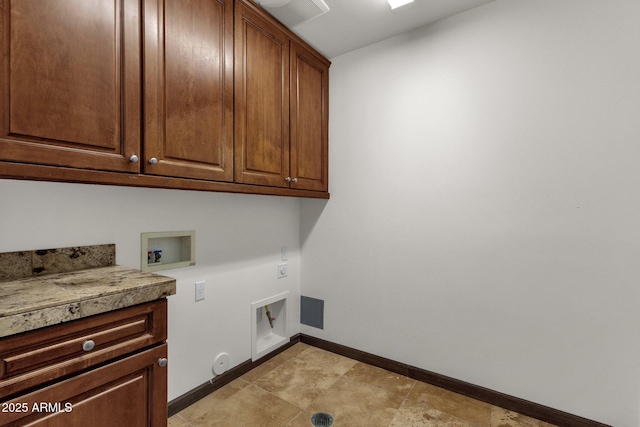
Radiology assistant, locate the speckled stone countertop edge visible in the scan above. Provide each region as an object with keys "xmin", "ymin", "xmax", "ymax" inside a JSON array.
[{"xmin": 0, "ymin": 265, "xmax": 176, "ymax": 338}]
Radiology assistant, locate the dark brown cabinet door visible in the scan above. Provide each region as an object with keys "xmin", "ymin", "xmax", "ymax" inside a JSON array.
[
  {"xmin": 0, "ymin": 0, "xmax": 141, "ymax": 173},
  {"xmin": 234, "ymin": 2, "xmax": 290, "ymax": 187},
  {"xmin": 0, "ymin": 344, "xmax": 168, "ymax": 427},
  {"xmin": 0, "ymin": 0, "xmax": 329, "ymax": 197},
  {"xmin": 144, "ymin": 0, "xmax": 234, "ymax": 181},
  {"xmin": 290, "ymin": 42, "xmax": 329, "ymax": 192}
]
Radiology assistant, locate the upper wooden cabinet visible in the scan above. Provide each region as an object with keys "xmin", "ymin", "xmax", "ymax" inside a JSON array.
[
  {"xmin": 234, "ymin": 0, "xmax": 329, "ymax": 192},
  {"xmin": 290, "ymin": 41, "xmax": 329, "ymax": 192},
  {"xmin": 0, "ymin": 0, "xmax": 330, "ymax": 198},
  {"xmin": 144, "ymin": 0, "xmax": 234, "ymax": 182},
  {"xmin": 0, "ymin": 0, "xmax": 141, "ymax": 173},
  {"xmin": 234, "ymin": 2, "xmax": 290, "ymax": 188}
]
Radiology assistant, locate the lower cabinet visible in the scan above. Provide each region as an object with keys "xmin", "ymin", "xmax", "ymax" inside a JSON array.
[
  {"xmin": 0, "ymin": 300, "xmax": 169, "ymax": 427},
  {"xmin": 0, "ymin": 345, "xmax": 167, "ymax": 427}
]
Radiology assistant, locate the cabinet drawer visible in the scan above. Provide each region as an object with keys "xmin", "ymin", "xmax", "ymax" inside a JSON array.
[
  {"xmin": 0, "ymin": 299, "xmax": 167, "ymax": 400},
  {"xmin": 0, "ymin": 344, "xmax": 168, "ymax": 427}
]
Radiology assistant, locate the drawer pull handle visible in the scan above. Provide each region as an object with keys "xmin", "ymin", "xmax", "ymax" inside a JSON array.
[
  {"xmin": 82, "ymin": 340, "xmax": 95, "ymax": 352},
  {"xmin": 158, "ymin": 358, "xmax": 168, "ymax": 368}
]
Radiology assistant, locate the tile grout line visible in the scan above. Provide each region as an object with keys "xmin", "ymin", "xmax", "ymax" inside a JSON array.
[
  {"xmin": 384, "ymin": 381, "xmax": 416, "ymax": 427},
  {"xmin": 339, "ymin": 361, "xmax": 417, "ymax": 400}
]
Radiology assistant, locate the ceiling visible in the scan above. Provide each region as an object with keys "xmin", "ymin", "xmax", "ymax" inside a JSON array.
[{"xmin": 284, "ymin": 0, "xmax": 496, "ymax": 58}]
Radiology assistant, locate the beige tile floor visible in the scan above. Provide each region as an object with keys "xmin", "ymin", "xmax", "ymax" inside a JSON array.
[{"xmin": 168, "ymin": 343, "xmax": 557, "ymax": 427}]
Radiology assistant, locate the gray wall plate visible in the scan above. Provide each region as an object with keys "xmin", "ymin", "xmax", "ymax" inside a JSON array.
[{"xmin": 301, "ymin": 296, "xmax": 324, "ymax": 329}]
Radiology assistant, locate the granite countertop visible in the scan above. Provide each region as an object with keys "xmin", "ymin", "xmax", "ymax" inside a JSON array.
[{"xmin": 0, "ymin": 246, "xmax": 177, "ymax": 338}]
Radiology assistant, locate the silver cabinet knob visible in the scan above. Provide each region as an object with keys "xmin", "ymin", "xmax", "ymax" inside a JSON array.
[
  {"xmin": 149, "ymin": 158, "xmax": 158, "ymax": 165},
  {"xmin": 285, "ymin": 177, "xmax": 292, "ymax": 182},
  {"xmin": 82, "ymin": 340, "xmax": 95, "ymax": 352},
  {"xmin": 129, "ymin": 154, "xmax": 139, "ymax": 163},
  {"xmin": 292, "ymin": 178, "xmax": 298, "ymax": 183},
  {"xmin": 158, "ymin": 358, "xmax": 168, "ymax": 367}
]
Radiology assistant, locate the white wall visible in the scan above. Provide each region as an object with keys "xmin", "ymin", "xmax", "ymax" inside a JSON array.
[
  {"xmin": 0, "ymin": 179, "xmax": 301, "ymax": 401},
  {"xmin": 301, "ymin": 1, "xmax": 640, "ymax": 426}
]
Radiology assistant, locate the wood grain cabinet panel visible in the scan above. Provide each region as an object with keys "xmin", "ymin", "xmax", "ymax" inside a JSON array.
[
  {"xmin": 144, "ymin": 0, "xmax": 234, "ymax": 181},
  {"xmin": 234, "ymin": 0, "xmax": 329, "ymax": 191},
  {"xmin": 290, "ymin": 42, "xmax": 329, "ymax": 192},
  {"xmin": 234, "ymin": 1, "xmax": 290, "ymax": 187},
  {"xmin": 0, "ymin": 0, "xmax": 141, "ymax": 173},
  {"xmin": 0, "ymin": 0, "xmax": 329, "ymax": 197},
  {"xmin": 0, "ymin": 300, "xmax": 168, "ymax": 427},
  {"xmin": 0, "ymin": 344, "xmax": 167, "ymax": 427},
  {"xmin": 0, "ymin": 299, "xmax": 167, "ymax": 400}
]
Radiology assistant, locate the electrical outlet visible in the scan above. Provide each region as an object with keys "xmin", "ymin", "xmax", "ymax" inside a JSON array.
[
  {"xmin": 195, "ymin": 281, "xmax": 206, "ymax": 301},
  {"xmin": 278, "ymin": 262, "xmax": 287, "ymax": 278}
]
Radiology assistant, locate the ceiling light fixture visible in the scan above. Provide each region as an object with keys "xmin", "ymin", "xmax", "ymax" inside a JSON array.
[
  {"xmin": 259, "ymin": 0, "xmax": 330, "ymax": 27},
  {"xmin": 387, "ymin": 0, "xmax": 414, "ymax": 9}
]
